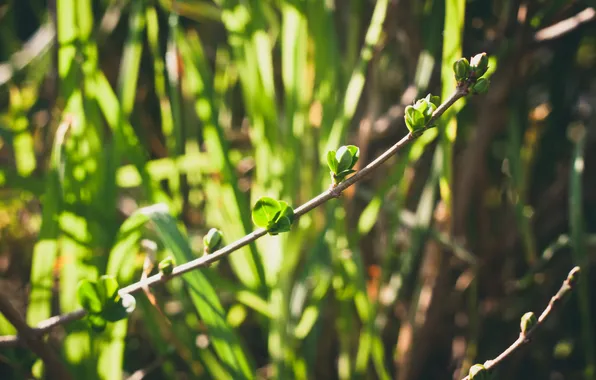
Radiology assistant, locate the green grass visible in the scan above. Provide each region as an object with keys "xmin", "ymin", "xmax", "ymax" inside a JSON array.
[{"xmin": 1, "ymin": 1, "xmax": 593, "ymax": 379}]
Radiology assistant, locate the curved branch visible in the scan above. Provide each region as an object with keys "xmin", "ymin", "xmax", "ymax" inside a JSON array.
[
  {"xmin": 461, "ymin": 266, "xmax": 581, "ymax": 380},
  {"xmin": 0, "ymin": 85, "xmax": 469, "ymax": 348}
]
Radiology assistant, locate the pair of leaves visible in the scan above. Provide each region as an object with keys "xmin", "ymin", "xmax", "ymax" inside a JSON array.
[
  {"xmin": 252, "ymin": 197, "xmax": 295, "ymax": 235},
  {"xmin": 404, "ymin": 94, "xmax": 440, "ymax": 133},
  {"xmin": 77, "ymin": 275, "xmax": 136, "ymax": 332},
  {"xmin": 327, "ymin": 145, "xmax": 360, "ymax": 185}
]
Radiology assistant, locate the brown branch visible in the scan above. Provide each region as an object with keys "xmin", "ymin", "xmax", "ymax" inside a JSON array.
[
  {"xmin": 534, "ymin": 7, "xmax": 595, "ymax": 42},
  {"xmin": 0, "ymin": 85, "xmax": 469, "ymax": 348},
  {"xmin": 0, "ymin": 23, "xmax": 55, "ymax": 87},
  {"xmin": 461, "ymin": 266, "xmax": 581, "ymax": 380},
  {"xmin": 0, "ymin": 295, "xmax": 72, "ymax": 380}
]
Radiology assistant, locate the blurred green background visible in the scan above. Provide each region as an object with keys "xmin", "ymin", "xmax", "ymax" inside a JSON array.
[{"xmin": 1, "ymin": 0, "xmax": 596, "ymax": 379}]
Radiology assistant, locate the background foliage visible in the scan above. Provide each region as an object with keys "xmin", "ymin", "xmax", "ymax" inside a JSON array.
[{"xmin": 1, "ymin": 0, "xmax": 596, "ymax": 379}]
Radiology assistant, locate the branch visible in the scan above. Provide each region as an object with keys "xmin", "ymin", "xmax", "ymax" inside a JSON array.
[
  {"xmin": 0, "ymin": 85, "xmax": 469, "ymax": 348},
  {"xmin": 534, "ymin": 7, "xmax": 595, "ymax": 42},
  {"xmin": 0, "ymin": 295, "xmax": 72, "ymax": 379},
  {"xmin": 461, "ymin": 266, "xmax": 581, "ymax": 380}
]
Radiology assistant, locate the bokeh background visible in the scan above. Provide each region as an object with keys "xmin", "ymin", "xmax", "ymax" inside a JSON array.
[{"xmin": 1, "ymin": 0, "xmax": 596, "ymax": 379}]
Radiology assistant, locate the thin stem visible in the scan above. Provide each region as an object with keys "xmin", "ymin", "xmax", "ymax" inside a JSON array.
[
  {"xmin": 0, "ymin": 86, "xmax": 469, "ymax": 348},
  {"xmin": 461, "ymin": 266, "xmax": 581, "ymax": 380}
]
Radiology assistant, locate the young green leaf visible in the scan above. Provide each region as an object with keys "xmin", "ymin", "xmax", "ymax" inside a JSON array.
[
  {"xmin": 346, "ymin": 145, "xmax": 360, "ymax": 168},
  {"xmin": 415, "ymin": 98, "xmax": 429, "ymax": 115},
  {"xmin": 430, "ymin": 95, "xmax": 441, "ymax": 107},
  {"xmin": 404, "ymin": 106, "xmax": 425, "ymax": 133},
  {"xmin": 102, "ymin": 300, "xmax": 129, "ymax": 322},
  {"xmin": 336, "ymin": 169, "xmax": 356, "ymax": 179},
  {"xmin": 97, "ymin": 275, "xmax": 120, "ymax": 306},
  {"xmin": 87, "ymin": 314, "xmax": 107, "ymax": 333},
  {"xmin": 404, "ymin": 105, "xmax": 417, "ymax": 132},
  {"xmin": 269, "ymin": 216, "xmax": 292, "ymax": 235},
  {"xmin": 327, "ymin": 150, "xmax": 338, "ymax": 173},
  {"xmin": 252, "ymin": 197, "xmax": 281, "ymax": 228},
  {"xmin": 276, "ymin": 201, "xmax": 295, "ymax": 224},
  {"xmin": 77, "ymin": 280, "xmax": 102, "ymax": 314},
  {"xmin": 336, "ymin": 146, "xmax": 354, "ymax": 173}
]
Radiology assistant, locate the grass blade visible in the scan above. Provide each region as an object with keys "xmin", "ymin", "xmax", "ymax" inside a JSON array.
[
  {"xmin": 568, "ymin": 124, "xmax": 596, "ymax": 378},
  {"xmin": 323, "ymin": 0, "xmax": 389, "ymax": 155},
  {"xmin": 138, "ymin": 204, "xmax": 255, "ymax": 379}
]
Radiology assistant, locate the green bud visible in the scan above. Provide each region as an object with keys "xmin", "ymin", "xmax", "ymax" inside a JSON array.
[
  {"xmin": 158, "ymin": 256, "xmax": 176, "ymax": 275},
  {"xmin": 453, "ymin": 58, "xmax": 470, "ymax": 82},
  {"xmin": 470, "ymin": 53, "xmax": 489, "ymax": 78},
  {"xmin": 471, "ymin": 78, "xmax": 490, "ymax": 94},
  {"xmin": 429, "ymin": 95, "xmax": 441, "ymax": 108},
  {"xmin": 520, "ymin": 311, "xmax": 537, "ymax": 334},
  {"xmin": 404, "ymin": 105, "xmax": 425, "ymax": 133},
  {"xmin": 203, "ymin": 228, "xmax": 224, "ymax": 253},
  {"xmin": 414, "ymin": 98, "xmax": 429, "ymax": 117},
  {"xmin": 469, "ymin": 364, "xmax": 489, "ymax": 380},
  {"xmin": 420, "ymin": 95, "xmax": 437, "ymax": 119}
]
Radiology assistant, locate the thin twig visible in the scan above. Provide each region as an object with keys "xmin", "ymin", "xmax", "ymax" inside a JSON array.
[
  {"xmin": 534, "ymin": 7, "xmax": 595, "ymax": 42},
  {"xmin": 460, "ymin": 266, "xmax": 581, "ymax": 380},
  {"xmin": 125, "ymin": 356, "xmax": 165, "ymax": 380},
  {"xmin": 0, "ymin": 85, "xmax": 469, "ymax": 348},
  {"xmin": 0, "ymin": 295, "xmax": 72, "ymax": 379}
]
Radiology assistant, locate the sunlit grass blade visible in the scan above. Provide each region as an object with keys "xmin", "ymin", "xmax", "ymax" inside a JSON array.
[
  {"xmin": 138, "ymin": 204, "xmax": 255, "ymax": 379},
  {"xmin": 165, "ymin": 12, "xmax": 184, "ymax": 157},
  {"xmin": 8, "ymin": 86, "xmax": 36, "ymax": 176},
  {"xmin": 438, "ymin": 0, "xmax": 466, "ymax": 210},
  {"xmin": 26, "ymin": 119, "xmax": 69, "ymax": 327},
  {"xmin": 55, "ymin": 0, "xmax": 100, "ymax": 377},
  {"xmin": 178, "ymin": 29, "xmax": 266, "ymax": 288},
  {"xmin": 94, "ymin": 71, "xmax": 154, "ymax": 201},
  {"xmin": 323, "ymin": 0, "xmax": 389, "ymax": 155},
  {"xmin": 358, "ymin": 129, "xmax": 438, "ymax": 234},
  {"xmin": 507, "ymin": 99, "xmax": 537, "ymax": 264},
  {"xmin": 146, "ymin": 4, "xmax": 175, "ymax": 156},
  {"xmin": 568, "ymin": 124, "xmax": 596, "ymax": 378},
  {"xmin": 158, "ymin": 0, "xmax": 222, "ymax": 22},
  {"xmin": 203, "ymin": 272, "xmax": 272, "ymax": 319},
  {"xmin": 118, "ymin": 0, "xmax": 145, "ymax": 117},
  {"xmin": 281, "ymin": 1, "xmax": 310, "ymax": 196},
  {"xmin": 306, "ymin": 0, "xmax": 340, "ymax": 141},
  {"xmin": 216, "ymin": 0, "xmax": 281, "ymax": 194},
  {"xmin": 394, "ymin": 149, "xmax": 441, "ymax": 371},
  {"xmin": 106, "ymin": 212, "xmax": 228, "ymax": 378}
]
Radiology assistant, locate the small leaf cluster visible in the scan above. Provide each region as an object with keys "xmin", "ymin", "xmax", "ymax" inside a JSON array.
[
  {"xmin": 404, "ymin": 94, "xmax": 441, "ymax": 133},
  {"xmin": 77, "ymin": 275, "xmax": 135, "ymax": 332},
  {"xmin": 252, "ymin": 197, "xmax": 295, "ymax": 235},
  {"xmin": 453, "ymin": 52, "xmax": 490, "ymax": 94},
  {"xmin": 326, "ymin": 145, "xmax": 360, "ymax": 186}
]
